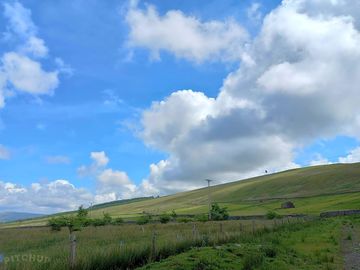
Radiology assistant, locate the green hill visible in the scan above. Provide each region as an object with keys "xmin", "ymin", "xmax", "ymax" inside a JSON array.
[{"xmin": 4, "ymin": 163, "xmax": 360, "ymax": 227}]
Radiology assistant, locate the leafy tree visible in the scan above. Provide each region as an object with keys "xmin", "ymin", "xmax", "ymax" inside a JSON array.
[
  {"xmin": 176, "ymin": 217, "xmax": 192, "ymax": 223},
  {"xmin": 159, "ymin": 213, "xmax": 171, "ymax": 224},
  {"xmin": 210, "ymin": 203, "xmax": 229, "ymax": 221},
  {"xmin": 77, "ymin": 205, "xmax": 88, "ymax": 218}
]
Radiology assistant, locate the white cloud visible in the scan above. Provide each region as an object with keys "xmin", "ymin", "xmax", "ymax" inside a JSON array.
[
  {"xmin": 2, "ymin": 52, "xmax": 59, "ymax": 95},
  {"xmin": 125, "ymin": 2, "xmax": 249, "ymax": 63},
  {"xmin": 247, "ymin": 2, "xmax": 262, "ymax": 23},
  {"xmin": 45, "ymin": 155, "xmax": 71, "ymax": 165},
  {"xmin": 133, "ymin": 0, "xmax": 360, "ymax": 194},
  {"xmin": 78, "ymin": 151, "xmax": 137, "ymax": 202},
  {"xmin": 77, "ymin": 151, "xmax": 109, "ymax": 176},
  {"xmin": 0, "ymin": 1, "xmax": 69, "ymax": 109},
  {"xmin": 0, "ymin": 145, "xmax": 10, "ymax": 160},
  {"xmin": 0, "ymin": 179, "xmax": 93, "ymax": 213},
  {"xmin": 310, "ymin": 154, "xmax": 332, "ymax": 166},
  {"xmin": 338, "ymin": 147, "xmax": 360, "ymax": 163}
]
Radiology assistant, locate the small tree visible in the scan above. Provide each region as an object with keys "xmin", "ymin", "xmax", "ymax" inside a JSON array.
[
  {"xmin": 210, "ymin": 203, "xmax": 229, "ymax": 221},
  {"xmin": 159, "ymin": 213, "xmax": 171, "ymax": 224},
  {"xmin": 170, "ymin": 210, "xmax": 177, "ymax": 219}
]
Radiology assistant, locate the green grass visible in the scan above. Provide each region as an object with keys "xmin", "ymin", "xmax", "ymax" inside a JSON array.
[
  {"xmin": 4, "ymin": 163, "xmax": 360, "ymax": 228},
  {"xmin": 139, "ymin": 216, "xmax": 359, "ymax": 270}
]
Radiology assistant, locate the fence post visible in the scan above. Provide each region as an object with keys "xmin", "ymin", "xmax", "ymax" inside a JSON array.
[
  {"xmin": 220, "ymin": 223, "xmax": 223, "ymax": 234},
  {"xmin": 192, "ymin": 223, "xmax": 197, "ymax": 241},
  {"xmin": 69, "ymin": 232, "xmax": 76, "ymax": 269},
  {"xmin": 151, "ymin": 231, "xmax": 157, "ymax": 261},
  {"xmin": 239, "ymin": 222, "xmax": 243, "ymax": 232},
  {"xmin": 252, "ymin": 220, "xmax": 255, "ymax": 234}
]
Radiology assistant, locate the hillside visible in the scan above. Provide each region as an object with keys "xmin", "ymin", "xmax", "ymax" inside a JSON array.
[{"xmin": 4, "ymin": 163, "xmax": 360, "ymax": 227}]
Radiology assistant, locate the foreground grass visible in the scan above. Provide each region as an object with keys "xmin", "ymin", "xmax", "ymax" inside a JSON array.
[
  {"xmin": 0, "ymin": 219, "xmax": 281, "ymax": 270},
  {"xmin": 139, "ymin": 217, "xmax": 360, "ymax": 270}
]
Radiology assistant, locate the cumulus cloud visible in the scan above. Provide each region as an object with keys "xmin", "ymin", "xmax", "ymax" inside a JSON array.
[
  {"xmin": 125, "ymin": 2, "xmax": 249, "ymax": 63},
  {"xmin": 78, "ymin": 151, "xmax": 137, "ymax": 203},
  {"xmin": 132, "ymin": 0, "xmax": 360, "ymax": 194},
  {"xmin": 0, "ymin": 1, "xmax": 68, "ymax": 109},
  {"xmin": 0, "ymin": 179, "xmax": 93, "ymax": 213},
  {"xmin": 0, "ymin": 144, "xmax": 10, "ymax": 160},
  {"xmin": 338, "ymin": 147, "xmax": 360, "ymax": 163}
]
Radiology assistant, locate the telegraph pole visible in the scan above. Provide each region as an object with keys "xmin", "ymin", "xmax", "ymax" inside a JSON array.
[{"xmin": 205, "ymin": 179, "xmax": 213, "ymax": 220}]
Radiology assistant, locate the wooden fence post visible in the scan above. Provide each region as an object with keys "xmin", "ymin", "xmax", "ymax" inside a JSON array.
[
  {"xmin": 69, "ymin": 232, "xmax": 76, "ymax": 269},
  {"xmin": 151, "ymin": 231, "xmax": 157, "ymax": 261},
  {"xmin": 239, "ymin": 222, "xmax": 243, "ymax": 232},
  {"xmin": 192, "ymin": 223, "xmax": 197, "ymax": 241},
  {"xmin": 252, "ymin": 220, "xmax": 255, "ymax": 234},
  {"xmin": 219, "ymin": 223, "xmax": 223, "ymax": 234}
]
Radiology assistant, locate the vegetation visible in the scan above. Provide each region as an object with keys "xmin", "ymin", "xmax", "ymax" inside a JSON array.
[
  {"xmin": 140, "ymin": 217, "xmax": 355, "ymax": 270},
  {"xmin": 136, "ymin": 214, "xmax": 152, "ymax": 225},
  {"xmin": 159, "ymin": 213, "xmax": 171, "ymax": 224},
  {"xmin": 266, "ymin": 210, "xmax": 281, "ymax": 220},
  {"xmin": 210, "ymin": 203, "xmax": 229, "ymax": 221}
]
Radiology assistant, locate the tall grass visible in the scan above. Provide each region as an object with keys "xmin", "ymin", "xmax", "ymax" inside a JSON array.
[{"xmin": 0, "ymin": 218, "xmax": 307, "ymax": 270}]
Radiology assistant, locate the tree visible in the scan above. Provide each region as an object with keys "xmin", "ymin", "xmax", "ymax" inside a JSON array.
[
  {"xmin": 136, "ymin": 214, "xmax": 152, "ymax": 225},
  {"xmin": 210, "ymin": 203, "xmax": 229, "ymax": 221}
]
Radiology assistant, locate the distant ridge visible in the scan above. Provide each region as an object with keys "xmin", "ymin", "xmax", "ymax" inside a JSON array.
[{"xmin": 0, "ymin": 212, "xmax": 43, "ymax": 223}]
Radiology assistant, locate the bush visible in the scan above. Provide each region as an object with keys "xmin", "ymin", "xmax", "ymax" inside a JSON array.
[
  {"xmin": 170, "ymin": 210, "xmax": 178, "ymax": 219},
  {"xmin": 159, "ymin": 213, "xmax": 171, "ymax": 224},
  {"xmin": 136, "ymin": 215, "xmax": 152, "ymax": 225},
  {"xmin": 195, "ymin": 214, "xmax": 209, "ymax": 222},
  {"xmin": 103, "ymin": 213, "xmax": 112, "ymax": 225},
  {"xmin": 112, "ymin": 217, "xmax": 124, "ymax": 225},
  {"xmin": 210, "ymin": 203, "xmax": 229, "ymax": 221},
  {"xmin": 91, "ymin": 218, "xmax": 106, "ymax": 227},
  {"xmin": 266, "ymin": 211, "xmax": 280, "ymax": 220}
]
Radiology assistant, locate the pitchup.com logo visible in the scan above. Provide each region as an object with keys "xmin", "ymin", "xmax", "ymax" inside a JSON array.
[{"xmin": 0, "ymin": 253, "xmax": 50, "ymax": 265}]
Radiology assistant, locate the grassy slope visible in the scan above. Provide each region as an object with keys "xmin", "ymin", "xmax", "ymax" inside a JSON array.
[{"xmin": 4, "ymin": 163, "xmax": 360, "ymax": 228}]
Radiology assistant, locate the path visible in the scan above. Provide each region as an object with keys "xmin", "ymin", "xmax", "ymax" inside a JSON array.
[{"xmin": 342, "ymin": 224, "xmax": 360, "ymax": 270}]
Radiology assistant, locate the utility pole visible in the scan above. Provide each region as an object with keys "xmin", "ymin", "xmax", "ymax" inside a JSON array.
[{"xmin": 205, "ymin": 179, "xmax": 213, "ymax": 220}]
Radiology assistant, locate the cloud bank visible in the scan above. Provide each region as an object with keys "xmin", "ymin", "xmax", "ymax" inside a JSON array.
[{"xmin": 125, "ymin": 0, "xmax": 360, "ymax": 194}]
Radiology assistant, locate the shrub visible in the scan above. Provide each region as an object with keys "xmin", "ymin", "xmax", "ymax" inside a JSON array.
[
  {"xmin": 266, "ymin": 211, "xmax": 280, "ymax": 220},
  {"xmin": 243, "ymin": 252, "xmax": 264, "ymax": 270},
  {"xmin": 91, "ymin": 218, "xmax": 106, "ymax": 227},
  {"xmin": 159, "ymin": 213, "xmax": 171, "ymax": 224},
  {"xmin": 195, "ymin": 214, "xmax": 209, "ymax": 222},
  {"xmin": 170, "ymin": 210, "xmax": 178, "ymax": 219},
  {"xmin": 103, "ymin": 213, "xmax": 113, "ymax": 225},
  {"xmin": 210, "ymin": 203, "xmax": 229, "ymax": 221},
  {"xmin": 136, "ymin": 215, "xmax": 152, "ymax": 225},
  {"xmin": 112, "ymin": 217, "xmax": 124, "ymax": 225}
]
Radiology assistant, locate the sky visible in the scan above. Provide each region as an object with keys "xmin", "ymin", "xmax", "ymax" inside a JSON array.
[{"xmin": 0, "ymin": 0, "xmax": 360, "ymax": 214}]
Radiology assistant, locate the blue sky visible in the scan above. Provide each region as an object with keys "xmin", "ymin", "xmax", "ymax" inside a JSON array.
[{"xmin": 0, "ymin": 0, "xmax": 360, "ymax": 213}]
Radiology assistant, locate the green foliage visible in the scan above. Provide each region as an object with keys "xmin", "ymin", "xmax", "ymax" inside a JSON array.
[
  {"xmin": 77, "ymin": 205, "xmax": 89, "ymax": 218},
  {"xmin": 159, "ymin": 213, "xmax": 171, "ymax": 224},
  {"xmin": 103, "ymin": 213, "xmax": 112, "ymax": 225},
  {"xmin": 195, "ymin": 214, "xmax": 208, "ymax": 223},
  {"xmin": 91, "ymin": 218, "xmax": 106, "ymax": 227},
  {"xmin": 112, "ymin": 217, "xmax": 124, "ymax": 225},
  {"xmin": 170, "ymin": 210, "xmax": 177, "ymax": 219},
  {"xmin": 136, "ymin": 214, "xmax": 152, "ymax": 225},
  {"xmin": 266, "ymin": 210, "xmax": 280, "ymax": 220},
  {"xmin": 210, "ymin": 203, "xmax": 229, "ymax": 221}
]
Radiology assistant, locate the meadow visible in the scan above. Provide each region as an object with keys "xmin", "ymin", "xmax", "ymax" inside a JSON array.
[
  {"xmin": 1, "ymin": 216, "xmax": 358, "ymax": 270},
  {"xmin": 0, "ymin": 217, "xmax": 301, "ymax": 270}
]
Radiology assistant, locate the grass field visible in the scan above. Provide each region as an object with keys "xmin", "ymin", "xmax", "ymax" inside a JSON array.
[
  {"xmin": 141, "ymin": 217, "xmax": 360, "ymax": 270},
  {"xmin": 3, "ymin": 163, "xmax": 360, "ymax": 228},
  {"xmin": 1, "ymin": 216, "xmax": 358, "ymax": 270}
]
